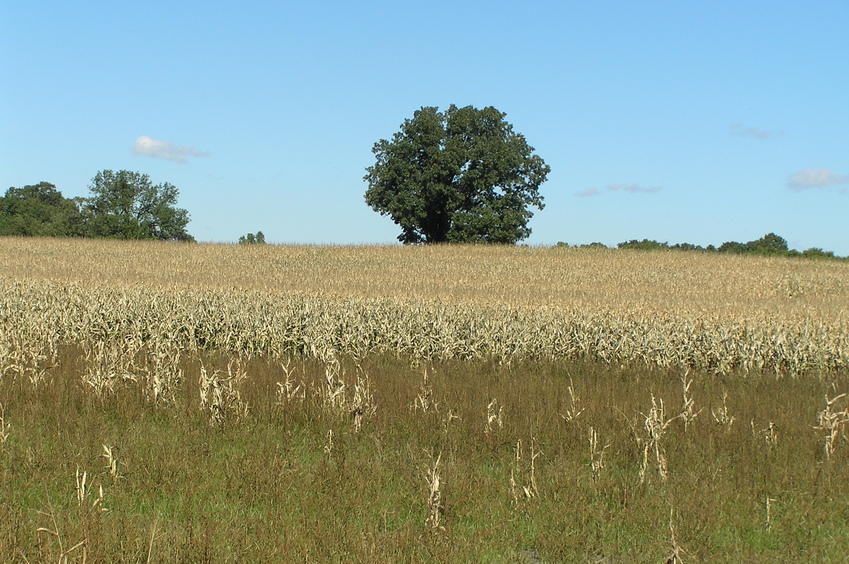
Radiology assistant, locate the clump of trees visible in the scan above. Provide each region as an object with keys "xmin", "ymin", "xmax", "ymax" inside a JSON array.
[
  {"xmin": 0, "ymin": 171, "xmax": 193, "ymax": 241},
  {"xmin": 609, "ymin": 233, "xmax": 842, "ymax": 259},
  {"xmin": 0, "ymin": 182, "xmax": 86, "ymax": 237},
  {"xmin": 239, "ymin": 231, "xmax": 266, "ymax": 245}
]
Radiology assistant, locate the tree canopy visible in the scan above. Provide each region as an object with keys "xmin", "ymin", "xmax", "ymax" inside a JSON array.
[
  {"xmin": 84, "ymin": 170, "xmax": 193, "ymax": 241},
  {"xmin": 364, "ymin": 105, "xmax": 550, "ymax": 244},
  {"xmin": 0, "ymin": 182, "xmax": 85, "ymax": 237},
  {"xmin": 1, "ymin": 171, "xmax": 193, "ymax": 241}
]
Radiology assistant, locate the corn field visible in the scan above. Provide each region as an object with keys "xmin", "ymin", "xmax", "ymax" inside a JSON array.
[{"xmin": 2, "ymin": 238, "xmax": 847, "ymax": 376}]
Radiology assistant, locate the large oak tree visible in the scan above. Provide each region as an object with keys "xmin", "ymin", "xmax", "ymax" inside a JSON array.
[{"xmin": 364, "ymin": 105, "xmax": 550, "ymax": 244}]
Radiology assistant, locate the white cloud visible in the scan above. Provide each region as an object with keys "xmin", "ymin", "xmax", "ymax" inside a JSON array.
[
  {"xmin": 786, "ymin": 168, "xmax": 849, "ymax": 191},
  {"xmin": 575, "ymin": 188, "xmax": 602, "ymax": 197},
  {"xmin": 132, "ymin": 135, "xmax": 209, "ymax": 163},
  {"xmin": 730, "ymin": 123, "xmax": 784, "ymax": 140},
  {"xmin": 605, "ymin": 183, "xmax": 661, "ymax": 194},
  {"xmin": 576, "ymin": 183, "xmax": 662, "ymax": 197}
]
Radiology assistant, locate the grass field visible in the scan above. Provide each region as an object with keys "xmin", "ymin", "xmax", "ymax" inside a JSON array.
[{"xmin": 2, "ymin": 238, "xmax": 849, "ymax": 561}]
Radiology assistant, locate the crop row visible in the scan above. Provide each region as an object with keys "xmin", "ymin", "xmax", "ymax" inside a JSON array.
[{"xmin": 2, "ymin": 278, "xmax": 846, "ymax": 377}]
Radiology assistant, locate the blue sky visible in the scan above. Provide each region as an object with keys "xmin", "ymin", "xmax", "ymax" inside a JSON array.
[{"xmin": 2, "ymin": 1, "xmax": 848, "ymax": 254}]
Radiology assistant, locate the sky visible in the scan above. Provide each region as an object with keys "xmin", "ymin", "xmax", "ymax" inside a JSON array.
[{"xmin": 2, "ymin": 1, "xmax": 848, "ymax": 254}]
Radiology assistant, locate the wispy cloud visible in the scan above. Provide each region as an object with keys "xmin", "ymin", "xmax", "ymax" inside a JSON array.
[
  {"xmin": 730, "ymin": 123, "xmax": 784, "ymax": 140},
  {"xmin": 575, "ymin": 188, "xmax": 602, "ymax": 198},
  {"xmin": 575, "ymin": 183, "xmax": 662, "ymax": 197},
  {"xmin": 605, "ymin": 183, "xmax": 661, "ymax": 194},
  {"xmin": 132, "ymin": 135, "xmax": 209, "ymax": 163},
  {"xmin": 786, "ymin": 168, "xmax": 849, "ymax": 191}
]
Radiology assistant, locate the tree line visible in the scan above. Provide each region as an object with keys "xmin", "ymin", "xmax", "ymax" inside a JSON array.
[
  {"xmin": 556, "ymin": 233, "xmax": 844, "ymax": 260},
  {"xmin": 0, "ymin": 171, "xmax": 193, "ymax": 241}
]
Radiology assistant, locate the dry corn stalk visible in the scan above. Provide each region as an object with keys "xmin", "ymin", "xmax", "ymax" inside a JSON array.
[
  {"xmin": 0, "ymin": 402, "xmax": 10, "ymax": 447},
  {"xmin": 588, "ymin": 426, "xmax": 609, "ymax": 481},
  {"xmin": 0, "ymin": 331, "xmax": 56, "ymax": 386},
  {"xmin": 666, "ymin": 508, "xmax": 685, "ymax": 564},
  {"xmin": 484, "ymin": 398, "xmax": 504, "ymax": 435},
  {"xmin": 425, "ymin": 453, "xmax": 444, "ymax": 531},
  {"xmin": 752, "ymin": 420, "xmax": 778, "ymax": 447},
  {"xmin": 350, "ymin": 370, "xmax": 376, "ymax": 433},
  {"xmin": 144, "ymin": 346, "xmax": 183, "ymax": 406},
  {"xmin": 324, "ymin": 429, "xmax": 334, "ymax": 456},
  {"xmin": 764, "ymin": 496, "xmax": 778, "ymax": 530},
  {"xmin": 561, "ymin": 377, "xmax": 584, "ymax": 423},
  {"xmin": 275, "ymin": 358, "xmax": 305, "ymax": 407},
  {"xmin": 317, "ymin": 357, "xmax": 376, "ymax": 431},
  {"xmin": 199, "ymin": 360, "xmax": 248, "ymax": 427},
  {"xmin": 679, "ymin": 370, "xmax": 702, "ymax": 432},
  {"xmin": 102, "ymin": 444, "xmax": 121, "ymax": 482},
  {"xmin": 36, "ymin": 501, "xmax": 87, "ymax": 564},
  {"xmin": 815, "ymin": 392, "xmax": 849, "ymax": 460},
  {"xmin": 443, "ymin": 409, "xmax": 459, "ymax": 439},
  {"xmin": 82, "ymin": 340, "xmax": 139, "ymax": 398},
  {"xmin": 75, "ymin": 466, "xmax": 105, "ymax": 512},
  {"xmin": 321, "ymin": 354, "xmax": 346, "ymax": 412},
  {"xmin": 636, "ymin": 394, "xmax": 680, "ymax": 483},
  {"xmin": 511, "ymin": 438, "xmax": 540, "ymax": 504},
  {"xmin": 412, "ymin": 367, "xmax": 438, "ymax": 413},
  {"xmin": 711, "ymin": 391, "xmax": 735, "ymax": 432}
]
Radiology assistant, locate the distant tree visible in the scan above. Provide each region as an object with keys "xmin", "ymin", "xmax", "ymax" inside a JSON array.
[
  {"xmin": 239, "ymin": 231, "xmax": 266, "ymax": 245},
  {"xmin": 801, "ymin": 247, "xmax": 836, "ymax": 260},
  {"xmin": 364, "ymin": 105, "xmax": 550, "ymax": 244},
  {"xmin": 718, "ymin": 240, "xmax": 748, "ymax": 254},
  {"xmin": 670, "ymin": 242, "xmax": 708, "ymax": 252},
  {"xmin": 0, "ymin": 182, "xmax": 84, "ymax": 236},
  {"xmin": 84, "ymin": 170, "xmax": 193, "ymax": 241},
  {"xmin": 618, "ymin": 239, "xmax": 669, "ymax": 251},
  {"xmin": 746, "ymin": 232, "xmax": 789, "ymax": 256}
]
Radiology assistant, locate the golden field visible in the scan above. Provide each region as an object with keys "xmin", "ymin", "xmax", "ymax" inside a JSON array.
[{"xmin": 2, "ymin": 237, "xmax": 847, "ymax": 374}]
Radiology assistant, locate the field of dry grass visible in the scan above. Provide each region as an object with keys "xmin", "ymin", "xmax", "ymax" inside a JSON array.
[
  {"xmin": 2, "ymin": 237, "xmax": 849, "ymax": 561},
  {"xmin": 3, "ymin": 237, "xmax": 848, "ymax": 373}
]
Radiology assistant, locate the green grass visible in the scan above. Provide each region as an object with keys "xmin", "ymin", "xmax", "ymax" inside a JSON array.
[{"xmin": 2, "ymin": 350, "xmax": 849, "ymax": 562}]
